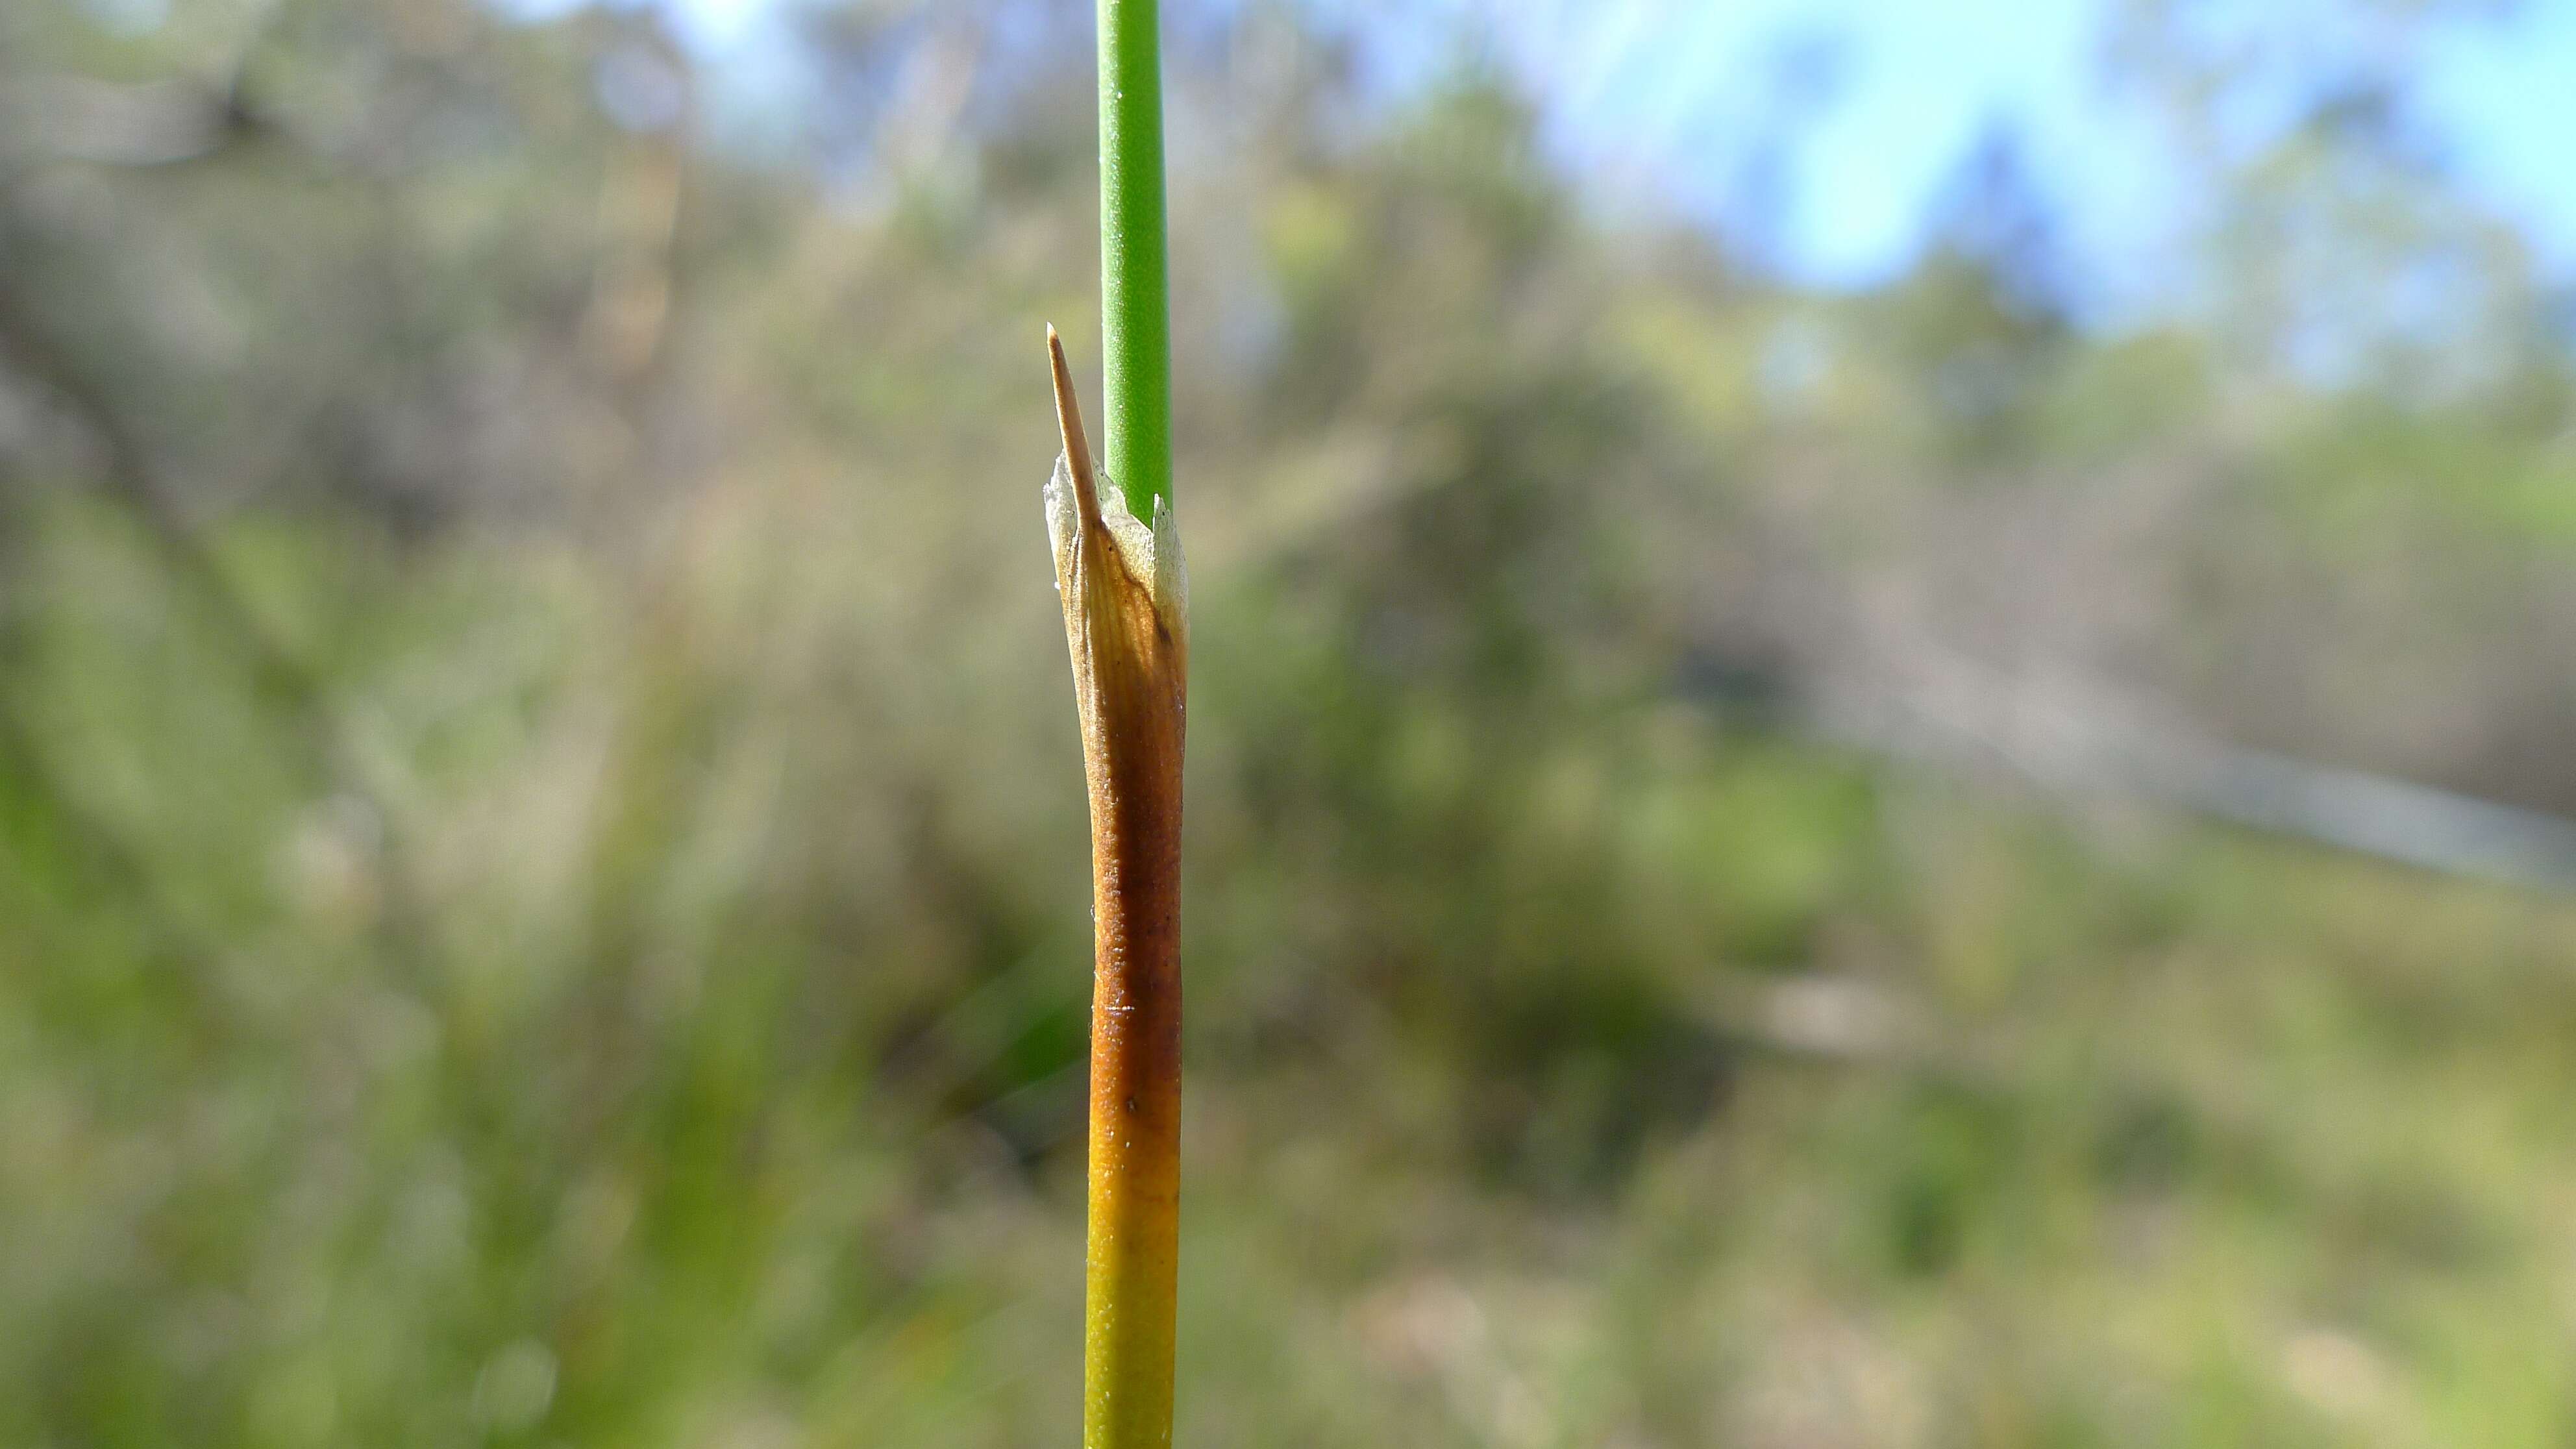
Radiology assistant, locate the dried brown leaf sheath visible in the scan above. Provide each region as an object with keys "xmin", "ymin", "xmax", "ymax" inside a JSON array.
[{"xmin": 1046, "ymin": 329, "xmax": 1187, "ymax": 1446}]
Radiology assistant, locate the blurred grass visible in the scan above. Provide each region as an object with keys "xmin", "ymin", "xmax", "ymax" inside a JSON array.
[
  {"xmin": 13, "ymin": 468, "xmax": 2576, "ymax": 1446},
  {"xmin": 7, "ymin": 3, "xmax": 2576, "ymax": 1446}
]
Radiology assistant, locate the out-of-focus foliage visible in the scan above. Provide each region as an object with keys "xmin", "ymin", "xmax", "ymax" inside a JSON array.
[{"xmin": 6, "ymin": 1, "xmax": 2576, "ymax": 1445}]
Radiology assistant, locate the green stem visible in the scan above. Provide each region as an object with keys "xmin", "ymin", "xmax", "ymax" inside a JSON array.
[{"xmin": 1099, "ymin": 0, "xmax": 1171, "ymax": 522}]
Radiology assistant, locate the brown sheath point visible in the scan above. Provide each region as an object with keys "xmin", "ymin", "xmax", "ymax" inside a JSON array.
[{"xmin": 1048, "ymin": 326, "xmax": 1103, "ymax": 526}]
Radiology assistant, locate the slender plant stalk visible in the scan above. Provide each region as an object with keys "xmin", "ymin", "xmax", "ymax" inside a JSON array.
[
  {"xmin": 1047, "ymin": 8, "xmax": 1182, "ymax": 1436},
  {"xmin": 1098, "ymin": 0, "xmax": 1172, "ymax": 523}
]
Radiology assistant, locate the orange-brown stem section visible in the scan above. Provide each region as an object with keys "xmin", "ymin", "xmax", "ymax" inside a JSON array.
[{"xmin": 1048, "ymin": 330, "xmax": 1185, "ymax": 1448}]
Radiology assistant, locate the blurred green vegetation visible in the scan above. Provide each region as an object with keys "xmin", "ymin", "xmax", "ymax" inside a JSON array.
[{"xmin": 7, "ymin": 2, "xmax": 2576, "ymax": 1446}]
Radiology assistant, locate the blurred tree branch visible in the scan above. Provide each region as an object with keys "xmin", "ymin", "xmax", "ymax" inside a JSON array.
[{"xmin": 1, "ymin": 72, "xmax": 269, "ymax": 169}]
